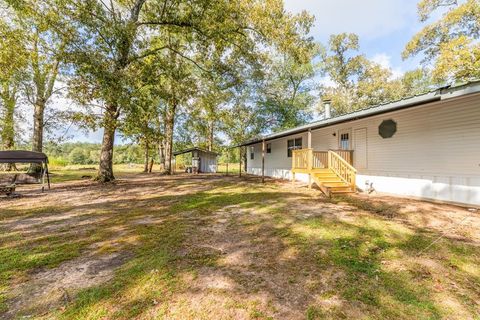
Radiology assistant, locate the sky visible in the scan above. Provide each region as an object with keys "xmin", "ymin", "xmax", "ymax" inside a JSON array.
[
  {"xmin": 283, "ymin": 0, "xmax": 424, "ymax": 74},
  {"xmin": 48, "ymin": 0, "xmax": 427, "ymax": 144}
]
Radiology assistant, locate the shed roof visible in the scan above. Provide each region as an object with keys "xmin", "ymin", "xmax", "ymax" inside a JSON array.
[
  {"xmin": 173, "ymin": 147, "xmax": 219, "ymax": 156},
  {"xmin": 235, "ymin": 80, "xmax": 480, "ymax": 147},
  {"xmin": 0, "ymin": 150, "xmax": 49, "ymax": 164}
]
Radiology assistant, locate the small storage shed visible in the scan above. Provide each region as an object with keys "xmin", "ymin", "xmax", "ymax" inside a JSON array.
[{"xmin": 173, "ymin": 148, "xmax": 218, "ymax": 173}]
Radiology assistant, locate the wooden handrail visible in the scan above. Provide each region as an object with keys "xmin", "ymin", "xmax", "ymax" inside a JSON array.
[
  {"xmin": 328, "ymin": 150, "xmax": 356, "ymax": 188},
  {"xmin": 330, "ymin": 150, "xmax": 353, "ymax": 165}
]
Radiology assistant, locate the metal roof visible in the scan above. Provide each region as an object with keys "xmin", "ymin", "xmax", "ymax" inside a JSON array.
[
  {"xmin": 0, "ymin": 150, "xmax": 49, "ymax": 164},
  {"xmin": 173, "ymin": 147, "xmax": 219, "ymax": 156},
  {"xmin": 235, "ymin": 80, "xmax": 480, "ymax": 147}
]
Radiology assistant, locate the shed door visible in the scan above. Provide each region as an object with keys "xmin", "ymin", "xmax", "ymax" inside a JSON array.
[{"xmin": 354, "ymin": 128, "xmax": 367, "ymax": 169}]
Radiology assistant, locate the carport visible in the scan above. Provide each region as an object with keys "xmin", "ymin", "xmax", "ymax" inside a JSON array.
[{"xmin": 0, "ymin": 150, "xmax": 51, "ymax": 191}]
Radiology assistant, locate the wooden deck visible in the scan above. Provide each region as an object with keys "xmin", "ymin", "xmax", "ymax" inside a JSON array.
[{"xmin": 292, "ymin": 149, "xmax": 357, "ymax": 196}]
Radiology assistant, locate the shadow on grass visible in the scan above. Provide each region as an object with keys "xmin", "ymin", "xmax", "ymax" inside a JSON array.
[{"xmin": 1, "ymin": 176, "xmax": 479, "ymax": 319}]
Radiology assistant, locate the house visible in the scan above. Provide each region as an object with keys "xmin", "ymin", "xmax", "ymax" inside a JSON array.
[
  {"xmin": 238, "ymin": 81, "xmax": 480, "ymax": 206},
  {"xmin": 173, "ymin": 147, "xmax": 218, "ymax": 173}
]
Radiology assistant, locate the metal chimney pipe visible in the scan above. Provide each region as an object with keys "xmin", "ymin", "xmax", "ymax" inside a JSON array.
[{"xmin": 323, "ymin": 99, "xmax": 332, "ymax": 119}]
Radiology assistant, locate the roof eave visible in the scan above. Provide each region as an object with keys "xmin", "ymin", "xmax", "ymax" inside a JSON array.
[{"xmin": 233, "ymin": 80, "xmax": 480, "ymax": 148}]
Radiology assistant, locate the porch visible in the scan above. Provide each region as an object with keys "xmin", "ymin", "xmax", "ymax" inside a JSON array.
[{"xmin": 292, "ymin": 149, "xmax": 357, "ymax": 196}]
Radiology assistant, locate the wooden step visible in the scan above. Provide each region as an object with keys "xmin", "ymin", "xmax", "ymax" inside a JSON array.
[
  {"xmin": 315, "ymin": 173, "xmax": 338, "ymax": 178},
  {"xmin": 317, "ymin": 179, "xmax": 344, "ymax": 184},
  {"xmin": 331, "ymin": 189, "xmax": 355, "ymax": 194},
  {"xmin": 322, "ymin": 182, "xmax": 349, "ymax": 188},
  {"xmin": 313, "ymin": 175, "xmax": 338, "ymax": 180},
  {"xmin": 318, "ymin": 181, "xmax": 344, "ymax": 186},
  {"xmin": 312, "ymin": 169, "xmax": 334, "ymax": 173},
  {"xmin": 310, "ymin": 167, "xmax": 356, "ymax": 197}
]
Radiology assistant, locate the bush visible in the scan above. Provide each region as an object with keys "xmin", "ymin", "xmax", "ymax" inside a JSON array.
[
  {"xmin": 68, "ymin": 147, "xmax": 88, "ymax": 164},
  {"xmin": 48, "ymin": 156, "xmax": 68, "ymax": 167}
]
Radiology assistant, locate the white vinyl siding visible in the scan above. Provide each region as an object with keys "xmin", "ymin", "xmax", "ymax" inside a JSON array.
[
  {"xmin": 247, "ymin": 133, "xmax": 308, "ymax": 180},
  {"xmin": 247, "ymin": 93, "xmax": 480, "ymax": 205}
]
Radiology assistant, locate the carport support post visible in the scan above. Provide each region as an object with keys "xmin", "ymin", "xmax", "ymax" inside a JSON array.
[
  {"xmin": 239, "ymin": 147, "xmax": 242, "ymax": 177},
  {"xmin": 41, "ymin": 162, "xmax": 46, "ymax": 192},
  {"xmin": 307, "ymin": 129, "xmax": 312, "ymax": 189},
  {"xmin": 261, "ymin": 140, "xmax": 265, "ymax": 183},
  {"xmin": 45, "ymin": 161, "xmax": 50, "ymax": 189}
]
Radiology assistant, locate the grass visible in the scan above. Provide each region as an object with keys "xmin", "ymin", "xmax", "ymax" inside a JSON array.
[{"xmin": 0, "ymin": 168, "xmax": 479, "ymax": 319}]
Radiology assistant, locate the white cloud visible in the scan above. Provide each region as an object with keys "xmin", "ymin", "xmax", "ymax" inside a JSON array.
[
  {"xmin": 370, "ymin": 53, "xmax": 404, "ymax": 79},
  {"xmin": 318, "ymin": 75, "xmax": 336, "ymax": 87},
  {"xmin": 371, "ymin": 53, "xmax": 391, "ymax": 69},
  {"xmin": 284, "ymin": 0, "xmax": 418, "ymax": 40}
]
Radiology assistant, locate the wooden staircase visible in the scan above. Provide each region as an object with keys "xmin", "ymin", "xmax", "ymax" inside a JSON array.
[
  {"xmin": 311, "ymin": 168, "xmax": 355, "ymax": 197},
  {"xmin": 292, "ymin": 149, "xmax": 357, "ymax": 197}
]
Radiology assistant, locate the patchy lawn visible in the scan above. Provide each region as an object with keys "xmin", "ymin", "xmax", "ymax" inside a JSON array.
[{"xmin": 0, "ymin": 170, "xmax": 479, "ymax": 319}]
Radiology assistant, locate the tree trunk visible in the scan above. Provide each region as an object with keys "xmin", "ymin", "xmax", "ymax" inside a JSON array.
[
  {"xmin": 3, "ymin": 100, "xmax": 15, "ymax": 150},
  {"xmin": 148, "ymin": 158, "xmax": 154, "ymax": 173},
  {"xmin": 97, "ymin": 104, "xmax": 118, "ymax": 182},
  {"xmin": 32, "ymin": 99, "xmax": 45, "ymax": 153},
  {"xmin": 29, "ymin": 98, "xmax": 46, "ymax": 173},
  {"xmin": 143, "ymin": 140, "xmax": 149, "ymax": 173},
  {"xmin": 158, "ymin": 141, "xmax": 165, "ymax": 172},
  {"xmin": 207, "ymin": 120, "xmax": 214, "ymax": 151},
  {"xmin": 163, "ymin": 104, "xmax": 176, "ymax": 174},
  {"xmin": 1, "ymin": 91, "xmax": 17, "ymax": 171}
]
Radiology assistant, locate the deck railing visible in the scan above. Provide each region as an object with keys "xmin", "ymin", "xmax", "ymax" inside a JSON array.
[
  {"xmin": 328, "ymin": 150, "xmax": 356, "ymax": 188},
  {"xmin": 293, "ymin": 149, "xmax": 353, "ymax": 171},
  {"xmin": 312, "ymin": 151, "xmax": 328, "ymax": 169},
  {"xmin": 292, "ymin": 148, "xmax": 356, "ymax": 189},
  {"xmin": 292, "ymin": 148, "xmax": 312, "ymax": 170}
]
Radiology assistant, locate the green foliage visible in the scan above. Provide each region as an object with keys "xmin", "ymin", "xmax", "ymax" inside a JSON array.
[
  {"xmin": 257, "ymin": 44, "xmax": 322, "ymax": 132},
  {"xmin": 321, "ymin": 33, "xmax": 435, "ymax": 115},
  {"xmin": 68, "ymin": 147, "xmax": 88, "ymax": 165},
  {"xmin": 404, "ymin": 0, "xmax": 480, "ymax": 83},
  {"xmin": 44, "ymin": 142, "xmax": 144, "ymax": 166},
  {"xmin": 0, "ymin": 19, "xmax": 28, "ymax": 151}
]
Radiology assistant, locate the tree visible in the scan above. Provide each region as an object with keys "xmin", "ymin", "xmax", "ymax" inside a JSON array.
[
  {"xmin": 356, "ymin": 62, "xmax": 404, "ymax": 107},
  {"xmin": 68, "ymin": 146, "xmax": 87, "ymax": 164},
  {"xmin": 40, "ymin": 0, "xmax": 313, "ymax": 180},
  {"xmin": 120, "ymin": 78, "xmax": 162, "ymax": 173},
  {"xmin": 4, "ymin": 1, "xmax": 68, "ymax": 158},
  {"xmin": 400, "ymin": 68, "xmax": 434, "ymax": 96},
  {"xmin": 404, "ymin": 0, "xmax": 480, "ymax": 83},
  {"xmin": 321, "ymin": 33, "xmax": 432, "ymax": 115},
  {"xmin": 222, "ymin": 89, "xmax": 266, "ymax": 171},
  {"xmin": 0, "ymin": 21, "xmax": 27, "ymax": 154},
  {"xmin": 257, "ymin": 44, "xmax": 321, "ymax": 132}
]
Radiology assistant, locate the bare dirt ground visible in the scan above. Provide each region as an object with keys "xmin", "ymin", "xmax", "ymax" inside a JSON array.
[{"xmin": 0, "ymin": 172, "xmax": 479, "ymax": 319}]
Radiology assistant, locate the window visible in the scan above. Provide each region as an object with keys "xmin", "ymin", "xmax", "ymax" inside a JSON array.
[
  {"xmin": 340, "ymin": 133, "xmax": 350, "ymax": 150},
  {"xmin": 287, "ymin": 138, "xmax": 302, "ymax": 157},
  {"xmin": 250, "ymin": 146, "xmax": 254, "ymax": 160},
  {"xmin": 266, "ymin": 143, "xmax": 271, "ymax": 154}
]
